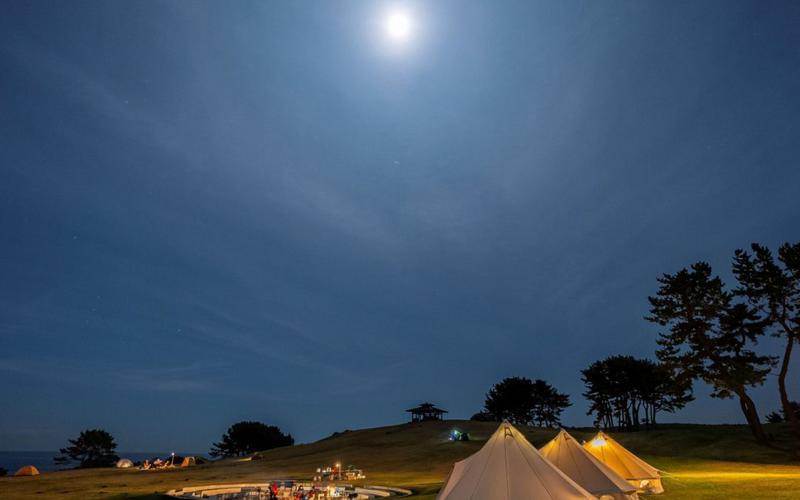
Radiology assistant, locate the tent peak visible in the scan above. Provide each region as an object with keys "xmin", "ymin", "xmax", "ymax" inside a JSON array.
[{"xmin": 540, "ymin": 429, "xmax": 638, "ymax": 498}]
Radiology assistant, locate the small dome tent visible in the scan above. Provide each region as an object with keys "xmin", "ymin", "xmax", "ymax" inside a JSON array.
[
  {"xmin": 14, "ymin": 465, "xmax": 40, "ymax": 477},
  {"xmin": 115, "ymin": 458, "xmax": 134, "ymax": 469},
  {"xmin": 583, "ymin": 431, "xmax": 664, "ymax": 494},
  {"xmin": 180, "ymin": 456, "xmax": 196, "ymax": 467},
  {"xmin": 540, "ymin": 430, "xmax": 638, "ymax": 500},
  {"xmin": 437, "ymin": 422, "xmax": 595, "ymax": 500}
]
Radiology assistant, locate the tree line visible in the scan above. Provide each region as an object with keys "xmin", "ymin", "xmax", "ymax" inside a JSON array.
[
  {"xmin": 582, "ymin": 356, "xmax": 691, "ymax": 430},
  {"xmin": 471, "ymin": 357, "xmax": 691, "ymax": 432},
  {"xmin": 51, "ymin": 422, "xmax": 294, "ymax": 469}
]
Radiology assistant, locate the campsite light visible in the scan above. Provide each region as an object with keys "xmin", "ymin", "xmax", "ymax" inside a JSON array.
[{"xmin": 590, "ymin": 437, "xmax": 607, "ymax": 447}]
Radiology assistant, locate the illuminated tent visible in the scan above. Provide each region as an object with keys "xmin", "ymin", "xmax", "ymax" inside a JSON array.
[
  {"xmin": 583, "ymin": 432, "xmax": 663, "ymax": 494},
  {"xmin": 180, "ymin": 456, "xmax": 196, "ymax": 467},
  {"xmin": 115, "ymin": 458, "xmax": 134, "ymax": 468},
  {"xmin": 14, "ymin": 465, "xmax": 40, "ymax": 476},
  {"xmin": 540, "ymin": 430, "xmax": 638, "ymax": 500},
  {"xmin": 437, "ymin": 422, "xmax": 595, "ymax": 500}
]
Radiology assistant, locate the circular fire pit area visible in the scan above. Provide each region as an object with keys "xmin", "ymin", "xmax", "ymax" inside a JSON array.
[{"xmin": 166, "ymin": 482, "xmax": 412, "ymax": 499}]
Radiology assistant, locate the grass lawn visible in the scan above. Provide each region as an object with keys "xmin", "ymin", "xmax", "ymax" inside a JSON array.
[
  {"xmin": 2, "ymin": 421, "xmax": 798, "ymax": 499},
  {"xmin": 655, "ymin": 458, "xmax": 800, "ymax": 499}
]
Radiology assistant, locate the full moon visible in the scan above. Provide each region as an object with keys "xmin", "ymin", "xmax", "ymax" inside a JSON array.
[{"xmin": 385, "ymin": 11, "xmax": 412, "ymax": 41}]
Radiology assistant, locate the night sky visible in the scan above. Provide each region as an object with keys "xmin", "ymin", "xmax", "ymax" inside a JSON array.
[{"xmin": 2, "ymin": 1, "xmax": 799, "ymax": 452}]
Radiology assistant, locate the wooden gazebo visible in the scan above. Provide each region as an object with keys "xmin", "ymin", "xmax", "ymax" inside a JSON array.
[{"xmin": 406, "ymin": 402, "xmax": 448, "ymax": 422}]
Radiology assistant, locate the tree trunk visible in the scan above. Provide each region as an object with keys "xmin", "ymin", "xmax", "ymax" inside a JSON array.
[
  {"xmin": 624, "ymin": 403, "xmax": 631, "ymax": 431},
  {"xmin": 778, "ymin": 331, "xmax": 800, "ymax": 456},
  {"xmin": 737, "ymin": 388, "xmax": 768, "ymax": 446}
]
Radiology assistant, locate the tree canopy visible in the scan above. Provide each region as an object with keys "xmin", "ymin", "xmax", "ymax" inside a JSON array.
[
  {"xmin": 484, "ymin": 376, "xmax": 570, "ymax": 427},
  {"xmin": 734, "ymin": 243, "xmax": 800, "ymax": 451},
  {"xmin": 54, "ymin": 429, "xmax": 119, "ymax": 468},
  {"xmin": 582, "ymin": 355, "xmax": 692, "ymax": 431},
  {"xmin": 647, "ymin": 262, "xmax": 774, "ymax": 444},
  {"xmin": 210, "ymin": 421, "xmax": 294, "ymax": 457}
]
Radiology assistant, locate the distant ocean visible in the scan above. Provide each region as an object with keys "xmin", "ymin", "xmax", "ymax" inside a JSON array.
[{"xmin": 0, "ymin": 451, "xmax": 204, "ymax": 474}]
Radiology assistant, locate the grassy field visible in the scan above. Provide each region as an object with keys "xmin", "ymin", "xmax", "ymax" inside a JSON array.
[{"xmin": 2, "ymin": 421, "xmax": 799, "ymax": 499}]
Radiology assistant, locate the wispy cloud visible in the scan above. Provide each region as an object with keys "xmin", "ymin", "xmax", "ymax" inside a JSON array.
[
  {"xmin": 105, "ymin": 359, "xmax": 225, "ymax": 394},
  {"xmin": 5, "ymin": 41, "xmax": 200, "ymax": 164}
]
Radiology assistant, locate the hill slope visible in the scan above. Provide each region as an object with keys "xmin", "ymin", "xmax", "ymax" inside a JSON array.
[{"xmin": 1, "ymin": 421, "xmax": 799, "ymax": 499}]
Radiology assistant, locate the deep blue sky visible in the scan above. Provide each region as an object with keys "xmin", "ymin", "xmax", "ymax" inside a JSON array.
[{"xmin": 2, "ymin": 1, "xmax": 799, "ymax": 452}]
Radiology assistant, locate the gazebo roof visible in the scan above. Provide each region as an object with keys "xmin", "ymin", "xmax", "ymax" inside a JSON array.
[{"xmin": 405, "ymin": 402, "xmax": 448, "ymax": 413}]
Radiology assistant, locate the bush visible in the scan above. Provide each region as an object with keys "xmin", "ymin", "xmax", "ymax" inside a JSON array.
[
  {"xmin": 765, "ymin": 402, "xmax": 800, "ymax": 424},
  {"xmin": 470, "ymin": 412, "xmax": 496, "ymax": 422}
]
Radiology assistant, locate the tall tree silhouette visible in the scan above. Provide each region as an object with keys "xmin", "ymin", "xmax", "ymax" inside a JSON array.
[
  {"xmin": 734, "ymin": 243, "xmax": 800, "ymax": 453},
  {"xmin": 54, "ymin": 429, "xmax": 119, "ymax": 468},
  {"xmin": 647, "ymin": 262, "xmax": 774, "ymax": 445}
]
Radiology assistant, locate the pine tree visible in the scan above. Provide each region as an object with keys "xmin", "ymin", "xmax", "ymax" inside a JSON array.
[
  {"xmin": 733, "ymin": 243, "xmax": 800, "ymax": 453},
  {"xmin": 647, "ymin": 262, "xmax": 774, "ymax": 445},
  {"xmin": 54, "ymin": 429, "xmax": 119, "ymax": 468}
]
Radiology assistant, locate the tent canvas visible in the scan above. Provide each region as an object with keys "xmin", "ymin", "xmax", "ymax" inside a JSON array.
[
  {"xmin": 116, "ymin": 458, "xmax": 134, "ymax": 469},
  {"xmin": 583, "ymin": 432, "xmax": 664, "ymax": 494},
  {"xmin": 540, "ymin": 430, "xmax": 638, "ymax": 500},
  {"xmin": 437, "ymin": 422, "xmax": 596, "ymax": 500}
]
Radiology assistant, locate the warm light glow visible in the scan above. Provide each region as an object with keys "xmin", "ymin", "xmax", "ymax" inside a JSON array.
[
  {"xmin": 385, "ymin": 10, "xmax": 412, "ymax": 41},
  {"xmin": 591, "ymin": 437, "xmax": 607, "ymax": 447}
]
